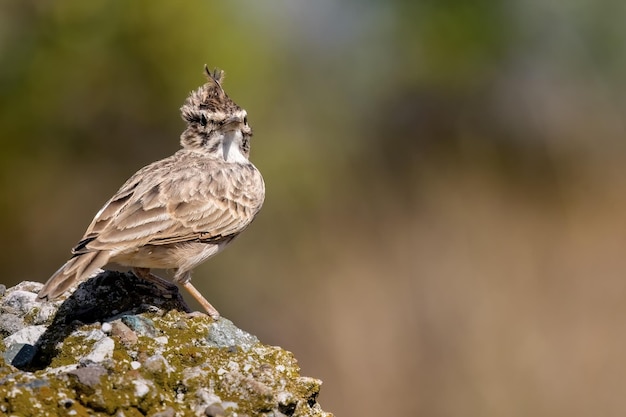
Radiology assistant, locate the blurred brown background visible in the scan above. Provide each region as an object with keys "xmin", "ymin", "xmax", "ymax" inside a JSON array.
[{"xmin": 2, "ymin": 1, "xmax": 626, "ymax": 416}]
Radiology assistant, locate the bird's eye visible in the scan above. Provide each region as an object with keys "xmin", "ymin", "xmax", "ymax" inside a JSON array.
[
  {"xmin": 243, "ymin": 116, "xmax": 248, "ymax": 125},
  {"xmin": 200, "ymin": 114, "xmax": 208, "ymax": 126}
]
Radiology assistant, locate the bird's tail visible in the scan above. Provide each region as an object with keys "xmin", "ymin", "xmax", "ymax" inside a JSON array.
[{"xmin": 37, "ymin": 251, "xmax": 110, "ymax": 300}]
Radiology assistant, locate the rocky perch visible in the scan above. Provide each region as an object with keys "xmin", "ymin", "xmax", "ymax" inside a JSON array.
[{"xmin": 0, "ymin": 272, "xmax": 332, "ymax": 417}]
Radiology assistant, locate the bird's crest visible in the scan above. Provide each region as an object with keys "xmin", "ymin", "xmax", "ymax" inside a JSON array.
[{"xmin": 180, "ymin": 66, "xmax": 239, "ymax": 124}]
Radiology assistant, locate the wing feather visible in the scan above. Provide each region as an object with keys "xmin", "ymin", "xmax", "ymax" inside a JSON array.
[{"xmin": 74, "ymin": 151, "xmax": 264, "ymax": 254}]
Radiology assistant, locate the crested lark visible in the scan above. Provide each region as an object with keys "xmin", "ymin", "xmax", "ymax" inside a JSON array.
[{"xmin": 37, "ymin": 67, "xmax": 265, "ymax": 318}]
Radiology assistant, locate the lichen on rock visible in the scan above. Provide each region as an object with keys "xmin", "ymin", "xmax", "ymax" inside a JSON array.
[{"xmin": 0, "ymin": 272, "xmax": 332, "ymax": 417}]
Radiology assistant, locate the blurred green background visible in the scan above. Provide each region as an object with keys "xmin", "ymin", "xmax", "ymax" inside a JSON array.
[{"xmin": 2, "ymin": 1, "xmax": 626, "ymax": 415}]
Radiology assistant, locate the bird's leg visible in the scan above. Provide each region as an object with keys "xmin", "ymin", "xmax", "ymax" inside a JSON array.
[
  {"xmin": 132, "ymin": 267, "xmax": 177, "ymax": 291},
  {"xmin": 181, "ymin": 281, "xmax": 221, "ymax": 319},
  {"xmin": 175, "ymin": 271, "xmax": 221, "ymax": 319},
  {"xmin": 132, "ymin": 267, "xmax": 191, "ymax": 312}
]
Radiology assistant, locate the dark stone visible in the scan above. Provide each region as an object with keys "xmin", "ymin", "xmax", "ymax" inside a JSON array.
[
  {"xmin": 6, "ymin": 343, "xmax": 37, "ymax": 368},
  {"xmin": 279, "ymin": 401, "xmax": 298, "ymax": 416}
]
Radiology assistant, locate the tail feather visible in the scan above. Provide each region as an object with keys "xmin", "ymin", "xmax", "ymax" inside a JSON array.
[{"xmin": 38, "ymin": 251, "xmax": 110, "ymax": 300}]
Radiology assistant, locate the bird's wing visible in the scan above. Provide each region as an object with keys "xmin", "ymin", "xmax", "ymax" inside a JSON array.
[{"xmin": 73, "ymin": 156, "xmax": 264, "ymax": 254}]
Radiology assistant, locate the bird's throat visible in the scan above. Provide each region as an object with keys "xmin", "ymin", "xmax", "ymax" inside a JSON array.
[{"xmin": 222, "ymin": 132, "xmax": 248, "ymax": 163}]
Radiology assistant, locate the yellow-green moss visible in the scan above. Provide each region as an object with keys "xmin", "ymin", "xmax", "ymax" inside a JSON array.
[{"xmin": 0, "ymin": 310, "xmax": 332, "ymax": 416}]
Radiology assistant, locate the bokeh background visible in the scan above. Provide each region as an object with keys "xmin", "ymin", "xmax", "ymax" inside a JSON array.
[{"xmin": 2, "ymin": 1, "xmax": 626, "ymax": 415}]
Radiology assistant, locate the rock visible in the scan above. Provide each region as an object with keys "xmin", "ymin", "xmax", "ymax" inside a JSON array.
[
  {"xmin": 205, "ymin": 402, "xmax": 227, "ymax": 416},
  {"xmin": 121, "ymin": 314, "xmax": 158, "ymax": 337},
  {"xmin": 3, "ymin": 289, "xmax": 38, "ymax": 314},
  {"xmin": 109, "ymin": 320, "xmax": 138, "ymax": 346},
  {"xmin": 0, "ymin": 313, "xmax": 25, "ymax": 337},
  {"xmin": 4, "ymin": 343, "xmax": 37, "ymax": 369},
  {"xmin": 67, "ymin": 365, "xmax": 108, "ymax": 394},
  {"xmin": 80, "ymin": 336, "xmax": 115, "ymax": 364},
  {"xmin": 143, "ymin": 354, "xmax": 172, "ymax": 374},
  {"xmin": 3, "ymin": 325, "xmax": 47, "ymax": 346},
  {"xmin": 101, "ymin": 322, "xmax": 113, "ymax": 333},
  {"xmin": 132, "ymin": 378, "xmax": 153, "ymax": 397},
  {"xmin": 32, "ymin": 302, "xmax": 57, "ymax": 324},
  {"xmin": 206, "ymin": 316, "xmax": 260, "ymax": 349},
  {"xmin": 3, "ymin": 325, "xmax": 47, "ymax": 365},
  {"xmin": 0, "ymin": 273, "xmax": 332, "ymax": 417}
]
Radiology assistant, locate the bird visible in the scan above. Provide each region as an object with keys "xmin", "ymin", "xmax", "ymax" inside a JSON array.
[{"xmin": 37, "ymin": 66, "xmax": 265, "ymax": 318}]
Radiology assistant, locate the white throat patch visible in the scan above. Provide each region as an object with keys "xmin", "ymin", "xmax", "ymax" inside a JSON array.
[{"xmin": 222, "ymin": 131, "xmax": 248, "ymax": 163}]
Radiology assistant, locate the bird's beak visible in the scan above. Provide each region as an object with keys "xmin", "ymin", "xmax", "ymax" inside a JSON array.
[{"xmin": 222, "ymin": 116, "xmax": 243, "ymax": 131}]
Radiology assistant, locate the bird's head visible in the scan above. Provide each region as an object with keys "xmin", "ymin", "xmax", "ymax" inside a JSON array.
[{"xmin": 180, "ymin": 66, "xmax": 252, "ymax": 162}]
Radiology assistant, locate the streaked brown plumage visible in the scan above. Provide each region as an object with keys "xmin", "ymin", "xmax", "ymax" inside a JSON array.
[{"xmin": 37, "ymin": 67, "xmax": 265, "ymax": 318}]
